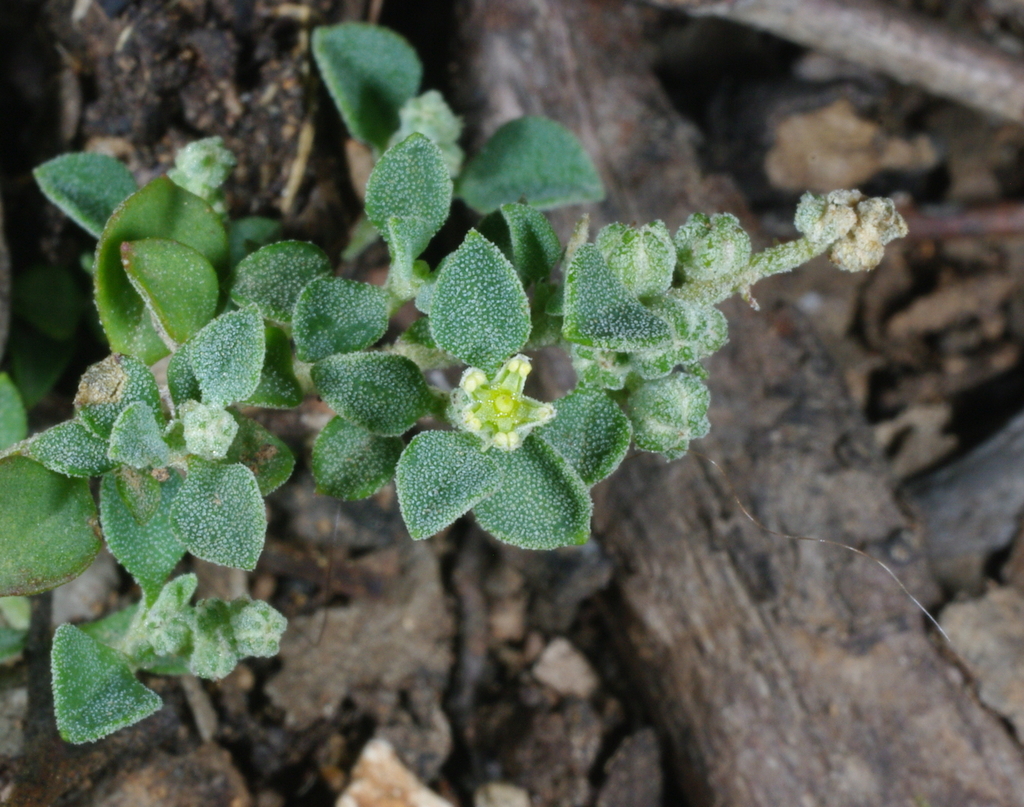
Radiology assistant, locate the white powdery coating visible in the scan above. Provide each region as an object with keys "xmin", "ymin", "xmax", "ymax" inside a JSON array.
[
  {"xmin": 75, "ymin": 354, "xmax": 162, "ymax": 439},
  {"xmin": 293, "ymin": 276, "xmax": 389, "ymax": 362},
  {"xmin": 107, "ymin": 402, "xmax": 170, "ymax": 469},
  {"xmin": 563, "ymin": 243, "xmax": 671, "ymax": 351},
  {"xmin": 313, "ymin": 353, "xmax": 433, "ymax": 436},
  {"xmin": 596, "ymin": 220, "xmax": 674, "ymax": 298},
  {"xmin": 365, "ymin": 133, "xmax": 452, "ymax": 256},
  {"xmin": 51, "ymin": 624, "xmax": 161, "ymax": 744},
  {"xmin": 99, "ymin": 472, "xmax": 185, "ymax": 603},
  {"xmin": 430, "ymin": 230, "xmax": 531, "ymax": 372},
  {"xmin": 30, "ymin": 419, "xmax": 113, "ymax": 477},
  {"xmin": 395, "ymin": 430, "xmax": 502, "ymax": 538},
  {"xmin": 627, "ymin": 373, "xmax": 711, "ymax": 460},
  {"xmin": 231, "ymin": 240, "xmax": 331, "ymax": 324},
  {"xmin": 189, "ymin": 308, "xmax": 265, "ymax": 406},
  {"xmin": 472, "ymin": 434, "xmax": 592, "ymax": 550},
  {"xmin": 170, "ymin": 461, "xmax": 266, "ymax": 570},
  {"xmin": 539, "ymin": 388, "xmax": 630, "ymax": 487},
  {"xmin": 390, "ymin": 90, "xmax": 465, "ymax": 178},
  {"xmin": 179, "ymin": 400, "xmax": 238, "ymax": 461},
  {"xmin": 311, "ymin": 416, "xmax": 403, "ymax": 500}
]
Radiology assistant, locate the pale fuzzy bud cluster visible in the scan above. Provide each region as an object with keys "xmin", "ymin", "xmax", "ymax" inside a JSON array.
[
  {"xmin": 167, "ymin": 137, "xmax": 236, "ymax": 215},
  {"xmin": 795, "ymin": 189, "xmax": 908, "ymax": 272},
  {"xmin": 179, "ymin": 400, "xmax": 238, "ymax": 461},
  {"xmin": 390, "ymin": 90, "xmax": 465, "ymax": 178},
  {"xmin": 675, "ymin": 212, "xmax": 752, "ymax": 283},
  {"xmin": 452, "ymin": 355, "xmax": 555, "ymax": 451}
]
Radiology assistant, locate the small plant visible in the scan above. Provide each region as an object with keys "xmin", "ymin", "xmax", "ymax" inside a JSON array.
[{"xmin": 0, "ymin": 21, "xmax": 907, "ymax": 744}]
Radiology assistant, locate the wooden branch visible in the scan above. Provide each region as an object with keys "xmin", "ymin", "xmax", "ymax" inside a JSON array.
[
  {"xmin": 455, "ymin": 0, "xmax": 1024, "ymax": 802},
  {"xmin": 645, "ymin": 0, "xmax": 1024, "ymax": 124}
]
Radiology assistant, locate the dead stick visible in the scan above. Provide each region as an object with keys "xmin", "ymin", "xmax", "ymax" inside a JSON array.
[{"xmin": 644, "ymin": 0, "xmax": 1024, "ymax": 124}]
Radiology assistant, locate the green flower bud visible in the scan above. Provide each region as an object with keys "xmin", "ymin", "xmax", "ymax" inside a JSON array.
[
  {"xmin": 389, "ymin": 90, "xmax": 465, "ymax": 177},
  {"xmin": 675, "ymin": 212, "xmax": 751, "ymax": 283},
  {"xmin": 596, "ymin": 220, "xmax": 675, "ymax": 298},
  {"xmin": 179, "ymin": 400, "xmax": 238, "ymax": 461},
  {"xmin": 168, "ymin": 137, "xmax": 236, "ymax": 215}
]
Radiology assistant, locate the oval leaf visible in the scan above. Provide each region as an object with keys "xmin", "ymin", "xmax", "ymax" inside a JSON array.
[
  {"xmin": 52, "ymin": 624, "xmax": 162, "ymax": 744},
  {"xmin": 0, "ymin": 456, "xmax": 101, "ymax": 596},
  {"xmin": 563, "ymin": 243, "xmax": 671, "ymax": 350},
  {"xmin": 106, "ymin": 402, "xmax": 170, "ymax": 469},
  {"xmin": 245, "ymin": 326, "xmax": 303, "ymax": 409},
  {"xmin": 189, "ymin": 308, "xmax": 266, "ymax": 407},
  {"xmin": 312, "ymin": 416, "xmax": 403, "ymax": 500},
  {"xmin": 293, "ymin": 276, "xmax": 389, "ymax": 362},
  {"xmin": 472, "ymin": 434, "xmax": 592, "ymax": 550},
  {"xmin": 312, "ymin": 353, "xmax": 434, "ymax": 436},
  {"xmin": 75, "ymin": 354, "xmax": 164, "ymax": 440},
  {"xmin": 0, "ymin": 373, "xmax": 27, "ymax": 451},
  {"xmin": 94, "ymin": 177, "xmax": 229, "ymax": 365},
  {"xmin": 231, "ymin": 240, "xmax": 331, "ymax": 324},
  {"xmin": 13, "ymin": 264, "xmax": 86, "ymax": 341},
  {"xmin": 396, "ymin": 430, "xmax": 502, "ymax": 539},
  {"xmin": 101, "ymin": 471, "xmax": 185, "ymax": 604},
  {"xmin": 30, "ymin": 420, "xmax": 116, "ymax": 478},
  {"xmin": 121, "ymin": 238, "xmax": 219, "ymax": 345},
  {"xmin": 171, "ymin": 460, "xmax": 267, "ymax": 570},
  {"xmin": 364, "ymin": 134, "xmax": 452, "ymax": 298},
  {"xmin": 538, "ymin": 388, "xmax": 631, "ymax": 486},
  {"xmin": 491, "ymin": 203, "xmax": 562, "ymax": 284},
  {"xmin": 456, "ymin": 116, "xmax": 604, "ymax": 213},
  {"xmin": 34, "ymin": 153, "xmax": 137, "ymax": 238},
  {"xmin": 429, "ymin": 230, "xmax": 530, "ymax": 372},
  {"xmin": 225, "ymin": 412, "xmax": 296, "ymax": 496},
  {"xmin": 312, "ymin": 22, "xmax": 422, "ymax": 151}
]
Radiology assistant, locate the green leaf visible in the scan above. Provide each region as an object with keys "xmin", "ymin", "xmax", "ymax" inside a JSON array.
[
  {"xmin": 456, "ymin": 116, "xmax": 604, "ymax": 213},
  {"xmin": 101, "ymin": 471, "xmax": 185, "ymax": 604},
  {"xmin": 364, "ymin": 134, "xmax": 452, "ymax": 299},
  {"xmin": 396, "ymin": 430, "xmax": 502, "ymax": 538},
  {"xmin": 626, "ymin": 373, "xmax": 710, "ymax": 459},
  {"xmin": 539, "ymin": 388, "xmax": 631, "ymax": 486},
  {"xmin": 478, "ymin": 203, "xmax": 562, "ymax": 285},
  {"xmin": 166, "ymin": 344, "xmax": 200, "ymax": 407},
  {"xmin": 94, "ymin": 177, "xmax": 229, "ymax": 365},
  {"xmin": 231, "ymin": 241, "xmax": 331, "ymax": 324},
  {"xmin": 473, "ymin": 434, "xmax": 591, "ymax": 549},
  {"xmin": 0, "ymin": 627, "xmax": 26, "ymax": 662},
  {"xmin": 34, "ymin": 153, "xmax": 137, "ymax": 238},
  {"xmin": 106, "ymin": 402, "xmax": 170, "ymax": 469},
  {"xmin": 312, "ymin": 353, "xmax": 434, "ymax": 436},
  {"xmin": 171, "ymin": 460, "xmax": 266, "ymax": 570},
  {"xmin": 13, "ymin": 264, "xmax": 86, "ymax": 341},
  {"xmin": 75, "ymin": 354, "xmax": 164, "ymax": 440},
  {"xmin": 228, "ymin": 216, "xmax": 283, "ymax": 268},
  {"xmin": 8, "ymin": 326, "xmax": 75, "ymax": 408},
  {"xmin": 390, "ymin": 90, "xmax": 465, "ymax": 177},
  {"xmin": 30, "ymin": 419, "xmax": 116, "ymax": 477},
  {"xmin": 121, "ymin": 238, "xmax": 219, "ymax": 345},
  {"xmin": 312, "ymin": 22, "xmax": 422, "ymax": 151},
  {"xmin": 312, "ymin": 416, "xmax": 403, "ymax": 500},
  {"xmin": 189, "ymin": 308, "xmax": 266, "ymax": 406},
  {"xmin": 293, "ymin": 276, "xmax": 389, "ymax": 362},
  {"xmin": 0, "ymin": 373, "xmax": 27, "ymax": 451},
  {"xmin": 225, "ymin": 412, "xmax": 295, "ymax": 496},
  {"xmin": 52, "ymin": 624, "xmax": 162, "ymax": 744},
  {"xmin": 113, "ymin": 465, "xmax": 162, "ymax": 526},
  {"xmin": 79, "ymin": 603, "xmax": 138, "ymax": 647},
  {"xmin": 429, "ymin": 230, "xmax": 531, "ymax": 372},
  {"xmin": 596, "ymin": 221, "xmax": 674, "ymax": 299},
  {"xmin": 0, "ymin": 456, "xmax": 101, "ymax": 596},
  {"xmin": 563, "ymin": 243, "xmax": 671, "ymax": 351},
  {"xmin": 245, "ymin": 326, "xmax": 303, "ymax": 408}
]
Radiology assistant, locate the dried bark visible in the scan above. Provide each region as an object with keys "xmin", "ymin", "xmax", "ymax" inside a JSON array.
[
  {"xmin": 455, "ymin": 0, "xmax": 1024, "ymax": 803},
  {"xmin": 646, "ymin": 0, "xmax": 1024, "ymax": 125}
]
